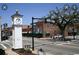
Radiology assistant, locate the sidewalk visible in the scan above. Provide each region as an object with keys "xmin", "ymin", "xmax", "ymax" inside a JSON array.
[
  {"xmin": 32, "ymin": 48, "xmax": 52, "ymax": 55},
  {"xmin": 5, "ymin": 48, "xmax": 19, "ymax": 55},
  {"xmin": 39, "ymin": 38, "xmax": 53, "ymax": 40},
  {"xmin": 53, "ymin": 41, "xmax": 71, "ymax": 44}
]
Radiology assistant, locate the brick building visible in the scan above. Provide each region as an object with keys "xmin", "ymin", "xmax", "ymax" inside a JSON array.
[
  {"xmin": 2, "ymin": 21, "xmax": 79, "ymax": 39},
  {"xmin": 33, "ymin": 20, "xmax": 79, "ymax": 38},
  {"xmin": 22, "ymin": 25, "xmax": 32, "ymax": 33},
  {"xmin": 65, "ymin": 23, "xmax": 79, "ymax": 36},
  {"xmin": 34, "ymin": 21, "xmax": 60, "ymax": 38}
]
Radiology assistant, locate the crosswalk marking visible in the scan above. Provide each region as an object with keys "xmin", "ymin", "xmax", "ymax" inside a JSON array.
[{"xmin": 0, "ymin": 44, "xmax": 7, "ymax": 49}]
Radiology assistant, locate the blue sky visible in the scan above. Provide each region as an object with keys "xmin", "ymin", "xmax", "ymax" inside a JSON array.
[{"xmin": 0, "ymin": 3, "xmax": 79, "ymax": 26}]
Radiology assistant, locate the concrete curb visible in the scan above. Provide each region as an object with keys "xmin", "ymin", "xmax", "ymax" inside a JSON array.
[{"xmin": 5, "ymin": 48, "xmax": 19, "ymax": 55}]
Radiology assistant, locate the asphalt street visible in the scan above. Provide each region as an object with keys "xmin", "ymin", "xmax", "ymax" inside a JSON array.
[
  {"xmin": 0, "ymin": 37, "xmax": 79, "ymax": 55},
  {"xmin": 23, "ymin": 37, "xmax": 79, "ymax": 55}
]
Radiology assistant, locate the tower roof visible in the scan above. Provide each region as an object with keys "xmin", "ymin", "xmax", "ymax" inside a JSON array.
[{"xmin": 11, "ymin": 10, "xmax": 23, "ymax": 18}]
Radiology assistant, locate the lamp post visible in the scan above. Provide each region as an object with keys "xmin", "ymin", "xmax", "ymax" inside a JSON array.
[
  {"xmin": 32, "ymin": 17, "xmax": 43, "ymax": 50},
  {"xmin": 32, "ymin": 17, "xmax": 49, "ymax": 50},
  {"xmin": 32, "ymin": 17, "xmax": 34, "ymax": 50}
]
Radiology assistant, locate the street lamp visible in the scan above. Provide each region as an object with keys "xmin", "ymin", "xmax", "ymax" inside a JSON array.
[
  {"xmin": 32, "ymin": 17, "xmax": 45, "ymax": 50},
  {"xmin": 32, "ymin": 17, "xmax": 49, "ymax": 50},
  {"xmin": 32, "ymin": 17, "xmax": 34, "ymax": 50}
]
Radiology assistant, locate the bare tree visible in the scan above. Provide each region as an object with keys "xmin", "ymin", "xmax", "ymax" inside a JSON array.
[{"xmin": 47, "ymin": 4, "xmax": 79, "ymax": 40}]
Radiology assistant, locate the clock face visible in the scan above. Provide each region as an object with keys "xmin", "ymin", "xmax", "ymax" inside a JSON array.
[{"xmin": 16, "ymin": 18, "xmax": 21, "ymax": 24}]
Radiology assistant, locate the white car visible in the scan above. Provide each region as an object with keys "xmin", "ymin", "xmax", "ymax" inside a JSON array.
[{"xmin": 54, "ymin": 35, "xmax": 62, "ymax": 38}]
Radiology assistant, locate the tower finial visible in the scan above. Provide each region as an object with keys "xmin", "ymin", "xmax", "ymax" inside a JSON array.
[{"xmin": 16, "ymin": 9, "xmax": 19, "ymax": 14}]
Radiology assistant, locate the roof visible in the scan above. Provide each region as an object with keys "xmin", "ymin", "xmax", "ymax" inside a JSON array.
[
  {"xmin": 22, "ymin": 25, "xmax": 32, "ymax": 29},
  {"xmin": 22, "ymin": 28, "xmax": 32, "ymax": 32},
  {"xmin": 11, "ymin": 10, "xmax": 23, "ymax": 18}
]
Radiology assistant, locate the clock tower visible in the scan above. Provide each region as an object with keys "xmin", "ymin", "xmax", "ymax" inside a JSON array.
[{"xmin": 11, "ymin": 10, "xmax": 23, "ymax": 49}]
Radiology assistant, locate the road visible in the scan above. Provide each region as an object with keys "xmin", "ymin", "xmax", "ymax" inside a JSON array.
[
  {"xmin": 0, "ymin": 37, "xmax": 79, "ymax": 55},
  {"xmin": 23, "ymin": 37, "xmax": 79, "ymax": 55},
  {"xmin": 0, "ymin": 40, "xmax": 12, "ymax": 50}
]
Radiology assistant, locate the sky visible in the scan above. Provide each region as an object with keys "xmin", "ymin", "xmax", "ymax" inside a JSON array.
[{"xmin": 0, "ymin": 3, "xmax": 79, "ymax": 26}]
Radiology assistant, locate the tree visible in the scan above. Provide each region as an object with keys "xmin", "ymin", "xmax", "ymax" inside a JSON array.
[{"xmin": 47, "ymin": 4, "xmax": 79, "ymax": 40}]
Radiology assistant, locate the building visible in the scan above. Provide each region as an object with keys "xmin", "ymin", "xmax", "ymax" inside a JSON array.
[
  {"xmin": 32, "ymin": 20, "xmax": 79, "ymax": 38},
  {"xmin": 1, "ymin": 25, "xmax": 32, "ymax": 37},
  {"xmin": 34, "ymin": 20, "xmax": 60, "ymax": 38},
  {"xmin": 2, "ymin": 19, "xmax": 79, "ymax": 39},
  {"xmin": 65, "ymin": 23, "xmax": 79, "ymax": 36},
  {"xmin": 22, "ymin": 25, "xmax": 32, "ymax": 33}
]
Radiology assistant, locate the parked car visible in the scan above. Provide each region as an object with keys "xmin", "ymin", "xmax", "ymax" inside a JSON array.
[{"xmin": 53, "ymin": 35, "xmax": 62, "ymax": 40}]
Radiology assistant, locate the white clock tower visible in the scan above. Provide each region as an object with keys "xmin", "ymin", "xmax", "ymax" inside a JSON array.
[{"xmin": 11, "ymin": 10, "xmax": 23, "ymax": 49}]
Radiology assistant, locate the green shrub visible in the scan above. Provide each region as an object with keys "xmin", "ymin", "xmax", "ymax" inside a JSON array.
[{"xmin": 25, "ymin": 49, "xmax": 32, "ymax": 53}]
